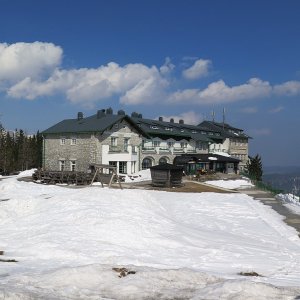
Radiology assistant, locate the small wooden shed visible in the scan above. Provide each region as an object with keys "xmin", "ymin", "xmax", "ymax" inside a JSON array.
[{"xmin": 150, "ymin": 163, "xmax": 183, "ymax": 187}]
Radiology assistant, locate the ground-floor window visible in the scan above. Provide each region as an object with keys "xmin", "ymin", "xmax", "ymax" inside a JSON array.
[
  {"xmin": 131, "ymin": 161, "xmax": 136, "ymax": 173},
  {"xmin": 59, "ymin": 160, "xmax": 65, "ymax": 171},
  {"xmin": 119, "ymin": 161, "xmax": 127, "ymax": 174},
  {"xmin": 109, "ymin": 161, "xmax": 117, "ymax": 174},
  {"xmin": 70, "ymin": 160, "xmax": 76, "ymax": 171},
  {"xmin": 159, "ymin": 157, "xmax": 168, "ymax": 165},
  {"xmin": 142, "ymin": 157, "xmax": 152, "ymax": 170}
]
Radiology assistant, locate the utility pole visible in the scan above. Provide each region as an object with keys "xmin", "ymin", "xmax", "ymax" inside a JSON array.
[{"xmin": 222, "ymin": 108, "xmax": 226, "ymax": 130}]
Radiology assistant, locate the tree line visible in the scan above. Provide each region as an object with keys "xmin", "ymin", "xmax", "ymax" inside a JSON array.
[{"xmin": 0, "ymin": 123, "xmax": 43, "ymax": 175}]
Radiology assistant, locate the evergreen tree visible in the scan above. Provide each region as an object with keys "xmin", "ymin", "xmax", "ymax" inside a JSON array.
[
  {"xmin": 0, "ymin": 125, "xmax": 43, "ymax": 174},
  {"xmin": 245, "ymin": 154, "xmax": 263, "ymax": 181}
]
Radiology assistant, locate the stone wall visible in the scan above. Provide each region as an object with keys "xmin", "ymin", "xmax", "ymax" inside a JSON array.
[
  {"xmin": 43, "ymin": 120, "xmax": 143, "ymax": 172},
  {"xmin": 44, "ymin": 133, "xmax": 95, "ymax": 172}
]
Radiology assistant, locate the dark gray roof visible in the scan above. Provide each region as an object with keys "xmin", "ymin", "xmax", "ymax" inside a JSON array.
[
  {"xmin": 132, "ymin": 117, "xmax": 223, "ymax": 143},
  {"xmin": 42, "ymin": 114, "xmax": 149, "ymax": 137},
  {"xmin": 42, "ymin": 110, "xmax": 248, "ymax": 143},
  {"xmin": 198, "ymin": 121, "xmax": 251, "ymax": 139}
]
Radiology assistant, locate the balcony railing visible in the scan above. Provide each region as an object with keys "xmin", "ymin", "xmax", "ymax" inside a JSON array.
[
  {"xmin": 142, "ymin": 146, "xmax": 156, "ymax": 152},
  {"xmin": 173, "ymin": 147, "xmax": 184, "ymax": 153},
  {"xmin": 109, "ymin": 145, "xmax": 129, "ymax": 153}
]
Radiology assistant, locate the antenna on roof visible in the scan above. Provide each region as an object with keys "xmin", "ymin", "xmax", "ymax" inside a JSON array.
[
  {"xmin": 222, "ymin": 107, "xmax": 226, "ymax": 130},
  {"xmin": 211, "ymin": 110, "xmax": 215, "ymax": 122}
]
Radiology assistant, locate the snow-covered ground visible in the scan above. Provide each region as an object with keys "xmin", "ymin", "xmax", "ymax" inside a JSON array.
[
  {"xmin": 124, "ymin": 169, "xmax": 151, "ymax": 183},
  {"xmin": 205, "ymin": 179, "xmax": 254, "ymax": 190},
  {"xmin": 0, "ymin": 174, "xmax": 300, "ymax": 299},
  {"xmin": 276, "ymin": 193, "xmax": 300, "ymax": 215}
]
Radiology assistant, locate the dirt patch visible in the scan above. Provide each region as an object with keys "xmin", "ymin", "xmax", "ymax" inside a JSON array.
[
  {"xmin": 0, "ymin": 259, "xmax": 18, "ymax": 263},
  {"xmin": 238, "ymin": 271, "xmax": 263, "ymax": 277},
  {"xmin": 112, "ymin": 267, "xmax": 136, "ymax": 278},
  {"xmin": 121, "ymin": 180, "xmax": 231, "ymax": 193}
]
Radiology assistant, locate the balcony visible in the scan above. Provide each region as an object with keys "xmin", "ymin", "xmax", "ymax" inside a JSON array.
[
  {"xmin": 142, "ymin": 146, "xmax": 156, "ymax": 153},
  {"xmin": 109, "ymin": 145, "xmax": 129, "ymax": 153},
  {"xmin": 173, "ymin": 147, "xmax": 185, "ymax": 153},
  {"xmin": 186, "ymin": 148, "xmax": 197, "ymax": 153},
  {"xmin": 158, "ymin": 147, "xmax": 170, "ymax": 153}
]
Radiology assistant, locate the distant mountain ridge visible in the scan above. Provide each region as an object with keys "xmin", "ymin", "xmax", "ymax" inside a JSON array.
[
  {"xmin": 263, "ymin": 165, "xmax": 300, "ymax": 175},
  {"xmin": 263, "ymin": 166, "xmax": 300, "ymax": 194}
]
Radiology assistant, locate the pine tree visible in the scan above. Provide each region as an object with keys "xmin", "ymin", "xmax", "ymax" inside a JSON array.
[{"xmin": 245, "ymin": 154, "xmax": 263, "ymax": 181}]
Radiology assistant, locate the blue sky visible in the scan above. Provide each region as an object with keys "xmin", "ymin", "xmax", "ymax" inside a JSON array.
[{"xmin": 0, "ymin": 0, "xmax": 300, "ymax": 166}]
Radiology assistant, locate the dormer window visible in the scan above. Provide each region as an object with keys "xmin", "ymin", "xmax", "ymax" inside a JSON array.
[
  {"xmin": 150, "ymin": 125, "xmax": 159, "ymax": 130},
  {"xmin": 114, "ymin": 124, "xmax": 119, "ymax": 129},
  {"xmin": 165, "ymin": 127, "xmax": 173, "ymax": 131},
  {"xmin": 192, "ymin": 130, "xmax": 197, "ymax": 134},
  {"xmin": 181, "ymin": 129, "xmax": 185, "ymax": 132}
]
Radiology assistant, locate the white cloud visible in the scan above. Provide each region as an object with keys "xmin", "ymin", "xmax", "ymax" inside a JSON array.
[
  {"xmin": 182, "ymin": 59, "xmax": 211, "ymax": 80},
  {"xmin": 3, "ymin": 41, "xmax": 300, "ymax": 107},
  {"xmin": 273, "ymin": 81, "xmax": 300, "ymax": 96},
  {"xmin": 169, "ymin": 78, "xmax": 272, "ymax": 105},
  {"xmin": 120, "ymin": 75, "xmax": 168, "ymax": 105},
  {"xmin": 8, "ymin": 62, "xmax": 168, "ymax": 107},
  {"xmin": 240, "ymin": 107, "xmax": 258, "ymax": 114},
  {"xmin": 157, "ymin": 111, "xmax": 203, "ymax": 125},
  {"xmin": 0, "ymin": 42, "xmax": 62, "ymax": 84},
  {"xmin": 159, "ymin": 57, "xmax": 175, "ymax": 75},
  {"xmin": 268, "ymin": 106, "xmax": 284, "ymax": 114}
]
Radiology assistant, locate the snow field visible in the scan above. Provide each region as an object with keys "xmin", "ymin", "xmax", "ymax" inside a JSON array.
[
  {"xmin": 0, "ymin": 176, "xmax": 300, "ymax": 299},
  {"xmin": 205, "ymin": 179, "xmax": 254, "ymax": 190}
]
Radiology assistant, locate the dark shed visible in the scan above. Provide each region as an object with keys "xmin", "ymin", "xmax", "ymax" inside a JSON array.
[{"xmin": 150, "ymin": 163, "xmax": 183, "ymax": 187}]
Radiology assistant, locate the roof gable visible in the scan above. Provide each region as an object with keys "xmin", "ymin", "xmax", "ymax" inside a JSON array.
[{"xmin": 42, "ymin": 113, "xmax": 149, "ymax": 137}]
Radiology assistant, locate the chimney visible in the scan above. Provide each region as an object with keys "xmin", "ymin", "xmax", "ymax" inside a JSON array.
[
  {"xmin": 138, "ymin": 113, "xmax": 143, "ymax": 119},
  {"xmin": 117, "ymin": 109, "xmax": 125, "ymax": 116},
  {"xmin": 97, "ymin": 109, "xmax": 105, "ymax": 119},
  {"xmin": 170, "ymin": 118, "xmax": 174, "ymax": 123},
  {"xmin": 159, "ymin": 116, "xmax": 163, "ymax": 122},
  {"xmin": 179, "ymin": 119, "xmax": 184, "ymax": 124},
  {"xmin": 77, "ymin": 112, "xmax": 83, "ymax": 120},
  {"xmin": 131, "ymin": 112, "xmax": 139, "ymax": 118},
  {"xmin": 106, "ymin": 107, "xmax": 113, "ymax": 115}
]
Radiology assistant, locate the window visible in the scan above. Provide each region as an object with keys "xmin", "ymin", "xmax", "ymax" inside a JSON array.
[
  {"xmin": 181, "ymin": 129, "xmax": 185, "ymax": 132},
  {"xmin": 192, "ymin": 130, "xmax": 197, "ymax": 134},
  {"xmin": 168, "ymin": 141, "xmax": 174, "ymax": 148},
  {"xmin": 71, "ymin": 138, "xmax": 77, "ymax": 145},
  {"xmin": 150, "ymin": 125, "xmax": 159, "ymax": 130},
  {"xmin": 70, "ymin": 160, "xmax": 76, "ymax": 171},
  {"xmin": 159, "ymin": 157, "xmax": 168, "ymax": 165},
  {"xmin": 59, "ymin": 160, "xmax": 65, "ymax": 171},
  {"xmin": 180, "ymin": 142, "xmax": 187, "ymax": 148},
  {"xmin": 124, "ymin": 138, "xmax": 130, "ymax": 152},
  {"xmin": 142, "ymin": 157, "xmax": 152, "ymax": 170},
  {"xmin": 60, "ymin": 138, "xmax": 66, "ymax": 145},
  {"xmin": 109, "ymin": 161, "xmax": 117, "ymax": 174},
  {"xmin": 119, "ymin": 161, "xmax": 127, "ymax": 174},
  {"xmin": 131, "ymin": 161, "xmax": 136, "ymax": 173},
  {"xmin": 111, "ymin": 137, "xmax": 117, "ymax": 146},
  {"xmin": 153, "ymin": 140, "xmax": 160, "ymax": 147},
  {"xmin": 132, "ymin": 145, "xmax": 137, "ymax": 153}
]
